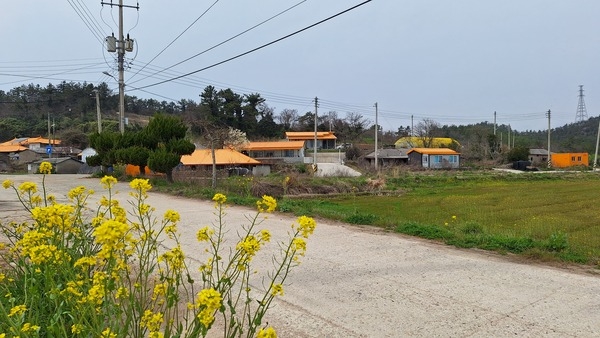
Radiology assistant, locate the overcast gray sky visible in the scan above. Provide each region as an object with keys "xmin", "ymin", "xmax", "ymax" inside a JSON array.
[{"xmin": 2, "ymin": 0, "xmax": 600, "ymax": 132}]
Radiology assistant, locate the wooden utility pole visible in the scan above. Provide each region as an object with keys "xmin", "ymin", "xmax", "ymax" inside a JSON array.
[
  {"xmin": 313, "ymin": 97, "xmax": 318, "ymax": 168},
  {"xmin": 546, "ymin": 109, "xmax": 551, "ymax": 168},
  {"xmin": 374, "ymin": 102, "xmax": 378, "ymax": 170}
]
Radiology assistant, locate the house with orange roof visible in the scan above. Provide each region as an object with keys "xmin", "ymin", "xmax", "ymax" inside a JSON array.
[
  {"xmin": 285, "ymin": 131, "xmax": 337, "ymax": 150},
  {"xmin": 407, "ymin": 148, "xmax": 460, "ymax": 169},
  {"xmin": 241, "ymin": 141, "xmax": 305, "ymax": 164},
  {"xmin": 180, "ymin": 148, "xmax": 260, "ymax": 169}
]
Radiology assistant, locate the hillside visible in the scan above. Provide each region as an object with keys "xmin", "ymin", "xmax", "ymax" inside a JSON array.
[{"xmin": 1, "ymin": 82, "xmax": 597, "ymax": 156}]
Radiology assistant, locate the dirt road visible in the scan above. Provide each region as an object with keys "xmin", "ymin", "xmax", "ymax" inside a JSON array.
[{"xmin": 1, "ymin": 174, "xmax": 599, "ymax": 337}]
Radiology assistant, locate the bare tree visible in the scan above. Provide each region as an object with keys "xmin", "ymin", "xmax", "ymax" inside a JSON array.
[
  {"xmin": 278, "ymin": 108, "xmax": 298, "ymax": 130},
  {"xmin": 199, "ymin": 124, "xmax": 250, "ymax": 189},
  {"xmin": 415, "ymin": 118, "xmax": 440, "ymax": 148}
]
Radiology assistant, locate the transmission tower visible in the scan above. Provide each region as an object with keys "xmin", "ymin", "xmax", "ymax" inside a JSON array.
[{"xmin": 575, "ymin": 85, "xmax": 588, "ymax": 122}]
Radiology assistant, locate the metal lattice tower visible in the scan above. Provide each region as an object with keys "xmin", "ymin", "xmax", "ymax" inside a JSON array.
[{"xmin": 576, "ymin": 85, "xmax": 588, "ymax": 122}]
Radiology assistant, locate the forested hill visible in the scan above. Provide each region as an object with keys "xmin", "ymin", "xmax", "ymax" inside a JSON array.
[
  {"xmin": 437, "ymin": 118, "xmax": 599, "ymax": 155},
  {"xmin": 0, "ymin": 82, "xmax": 597, "ymax": 155}
]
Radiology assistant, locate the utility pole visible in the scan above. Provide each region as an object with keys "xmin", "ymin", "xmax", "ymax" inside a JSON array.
[
  {"xmin": 374, "ymin": 102, "xmax": 378, "ymax": 171},
  {"xmin": 493, "ymin": 111, "xmax": 497, "ymax": 135},
  {"xmin": 411, "ymin": 115, "xmax": 414, "ymax": 137},
  {"xmin": 594, "ymin": 118, "xmax": 600, "ymax": 169},
  {"xmin": 313, "ymin": 97, "xmax": 318, "ymax": 167},
  {"xmin": 546, "ymin": 109, "xmax": 551, "ymax": 168},
  {"xmin": 102, "ymin": 0, "xmax": 138, "ymax": 134},
  {"xmin": 507, "ymin": 125, "xmax": 511, "ymax": 150},
  {"xmin": 118, "ymin": 0, "xmax": 125, "ymax": 134},
  {"xmin": 93, "ymin": 90, "xmax": 102, "ymax": 133}
]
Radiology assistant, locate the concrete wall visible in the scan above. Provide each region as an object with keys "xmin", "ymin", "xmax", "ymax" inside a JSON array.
[{"xmin": 304, "ymin": 152, "xmax": 345, "ymax": 164}]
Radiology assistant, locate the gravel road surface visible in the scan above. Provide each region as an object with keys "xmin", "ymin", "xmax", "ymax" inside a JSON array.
[{"xmin": 1, "ymin": 174, "xmax": 599, "ymax": 337}]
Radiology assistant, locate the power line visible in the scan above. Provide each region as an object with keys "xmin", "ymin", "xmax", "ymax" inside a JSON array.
[
  {"xmin": 67, "ymin": 0, "xmax": 106, "ymax": 46},
  {"xmin": 128, "ymin": 0, "xmax": 309, "ymax": 86},
  {"xmin": 128, "ymin": 0, "xmax": 222, "ymax": 82},
  {"xmin": 130, "ymin": 0, "xmax": 373, "ymax": 91}
]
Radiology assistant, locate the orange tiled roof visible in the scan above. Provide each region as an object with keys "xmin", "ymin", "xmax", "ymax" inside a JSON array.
[
  {"xmin": 180, "ymin": 148, "xmax": 260, "ymax": 166},
  {"xmin": 243, "ymin": 141, "xmax": 305, "ymax": 151},
  {"xmin": 0, "ymin": 145, "xmax": 28, "ymax": 153},
  {"xmin": 0, "ymin": 136, "xmax": 61, "ymax": 146},
  {"xmin": 407, "ymin": 148, "xmax": 460, "ymax": 155},
  {"xmin": 285, "ymin": 131, "xmax": 337, "ymax": 140},
  {"xmin": 26, "ymin": 136, "xmax": 61, "ymax": 145}
]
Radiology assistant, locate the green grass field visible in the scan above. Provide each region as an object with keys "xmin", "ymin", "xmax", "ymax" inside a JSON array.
[{"xmin": 276, "ymin": 172, "xmax": 600, "ymax": 265}]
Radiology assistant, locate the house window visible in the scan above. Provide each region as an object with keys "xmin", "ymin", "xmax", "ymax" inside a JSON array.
[
  {"xmin": 284, "ymin": 150, "xmax": 294, "ymax": 157},
  {"xmin": 572, "ymin": 156, "xmax": 575, "ymax": 161},
  {"xmin": 578, "ymin": 156, "xmax": 582, "ymax": 161},
  {"xmin": 432, "ymin": 155, "xmax": 442, "ymax": 163}
]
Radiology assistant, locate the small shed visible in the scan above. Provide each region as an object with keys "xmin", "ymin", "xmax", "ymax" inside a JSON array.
[
  {"xmin": 529, "ymin": 149, "xmax": 552, "ymax": 165},
  {"xmin": 407, "ymin": 148, "xmax": 460, "ymax": 169},
  {"xmin": 29, "ymin": 157, "xmax": 84, "ymax": 174},
  {"xmin": 364, "ymin": 148, "xmax": 409, "ymax": 167}
]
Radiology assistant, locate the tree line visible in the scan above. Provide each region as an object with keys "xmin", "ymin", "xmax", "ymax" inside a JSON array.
[{"xmin": 1, "ymin": 82, "xmax": 597, "ymax": 164}]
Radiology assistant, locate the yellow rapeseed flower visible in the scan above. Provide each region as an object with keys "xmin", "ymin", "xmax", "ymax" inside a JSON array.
[
  {"xmin": 236, "ymin": 235, "xmax": 261, "ymax": 259},
  {"xmin": 67, "ymin": 186, "xmax": 87, "ymax": 200},
  {"xmin": 164, "ymin": 209, "xmax": 180, "ymax": 223},
  {"xmin": 292, "ymin": 237, "xmax": 307, "ymax": 255},
  {"xmin": 212, "ymin": 193, "xmax": 227, "ymax": 204},
  {"xmin": 130, "ymin": 178, "xmax": 152, "ymax": 191},
  {"xmin": 100, "ymin": 176, "xmax": 118, "ymax": 189},
  {"xmin": 94, "ymin": 220, "xmax": 130, "ymax": 258},
  {"xmin": 152, "ymin": 282, "xmax": 168, "ymax": 301},
  {"xmin": 18, "ymin": 181, "xmax": 37, "ymax": 194},
  {"xmin": 195, "ymin": 288, "xmax": 222, "ymax": 327},
  {"xmin": 256, "ymin": 195, "xmax": 277, "ymax": 213},
  {"xmin": 71, "ymin": 324, "xmax": 83, "ymax": 334},
  {"xmin": 21, "ymin": 323, "xmax": 40, "ymax": 333},
  {"xmin": 8, "ymin": 304, "xmax": 27, "ymax": 317},
  {"xmin": 39, "ymin": 161, "xmax": 53, "ymax": 174},
  {"xmin": 100, "ymin": 328, "xmax": 117, "ymax": 338},
  {"xmin": 257, "ymin": 326, "xmax": 277, "ymax": 338},
  {"xmin": 260, "ymin": 229, "xmax": 271, "ymax": 242},
  {"xmin": 295, "ymin": 216, "xmax": 316, "ymax": 238},
  {"xmin": 159, "ymin": 246, "xmax": 185, "ymax": 271},
  {"xmin": 196, "ymin": 226, "xmax": 214, "ymax": 242},
  {"xmin": 140, "ymin": 310, "xmax": 164, "ymax": 332},
  {"xmin": 271, "ymin": 283, "xmax": 284, "ymax": 296},
  {"xmin": 2, "ymin": 179, "xmax": 12, "ymax": 189}
]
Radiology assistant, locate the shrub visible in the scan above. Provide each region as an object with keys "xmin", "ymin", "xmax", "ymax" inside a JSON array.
[
  {"xmin": 345, "ymin": 213, "xmax": 378, "ymax": 225},
  {"xmin": 545, "ymin": 231, "xmax": 569, "ymax": 252}
]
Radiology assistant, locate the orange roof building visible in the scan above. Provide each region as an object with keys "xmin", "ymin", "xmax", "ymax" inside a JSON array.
[
  {"xmin": 407, "ymin": 148, "xmax": 460, "ymax": 169},
  {"xmin": 181, "ymin": 148, "xmax": 260, "ymax": 167},
  {"xmin": 285, "ymin": 131, "xmax": 337, "ymax": 150},
  {"xmin": 242, "ymin": 141, "xmax": 305, "ymax": 164},
  {"xmin": 0, "ymin": 136, "xmax": 61, "ymax": 148},
  {"xmin": 0, "ymin": 145, "xmax": 28, "ymax": 153}
]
